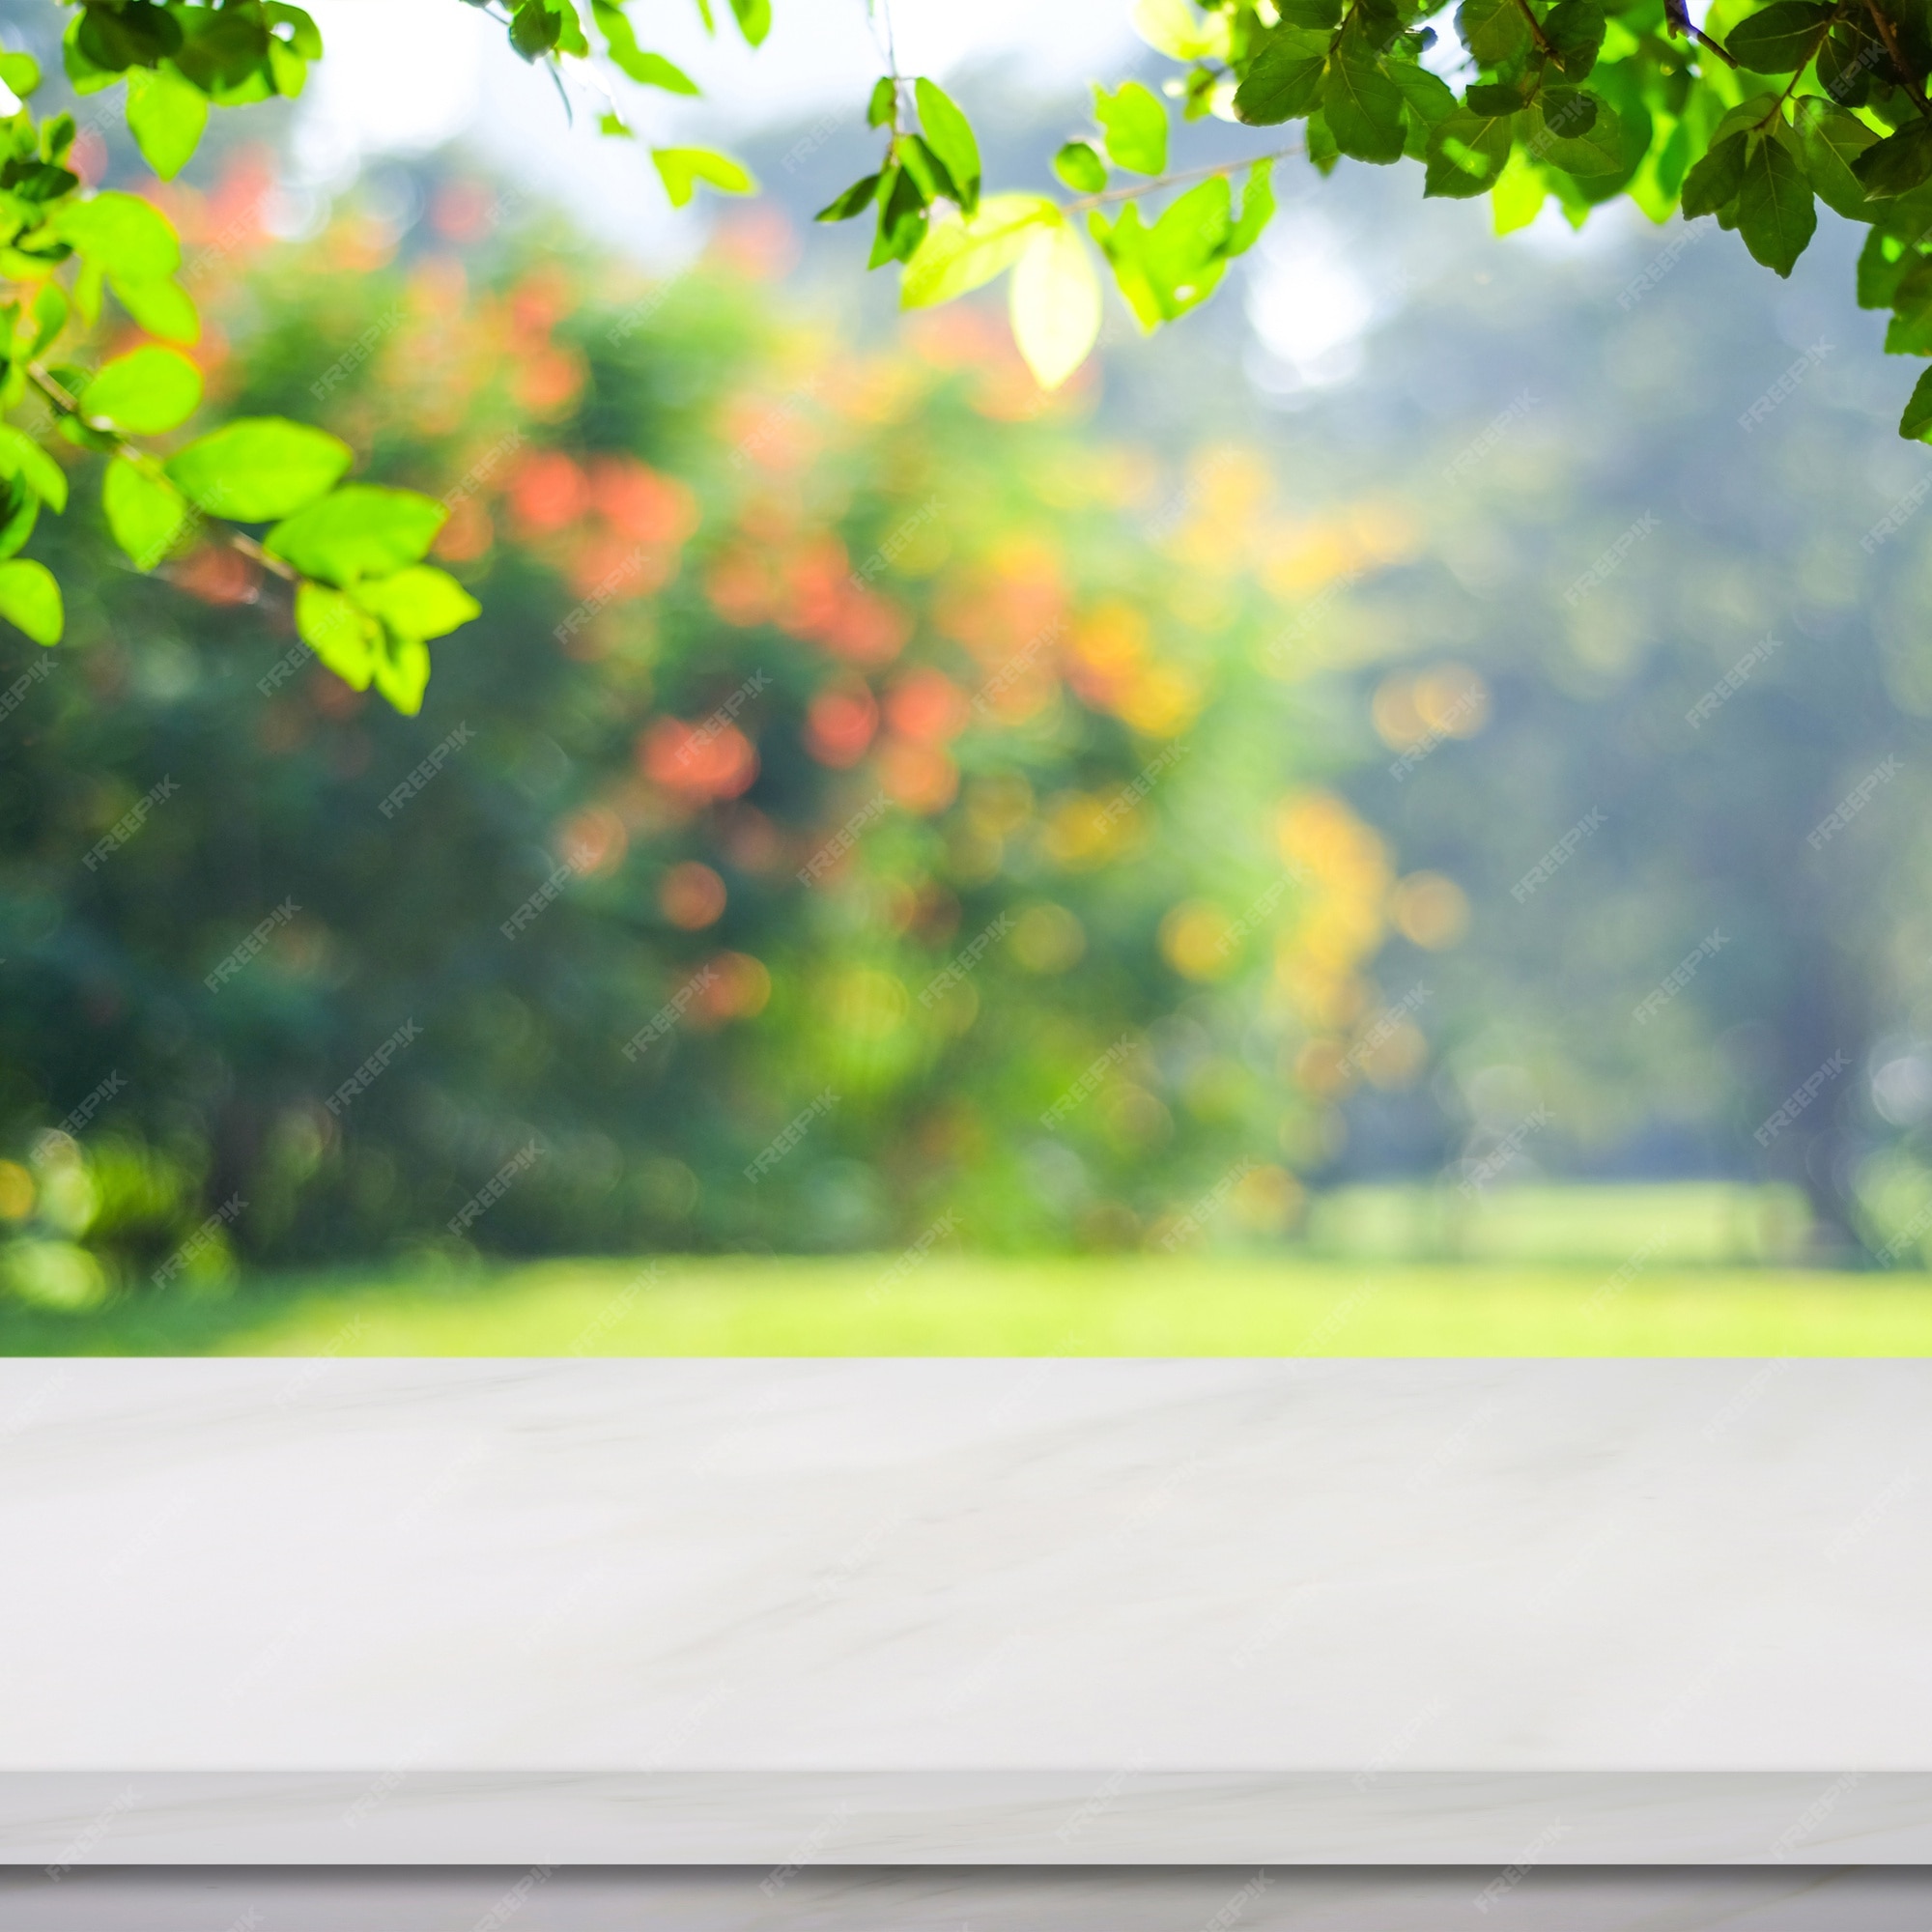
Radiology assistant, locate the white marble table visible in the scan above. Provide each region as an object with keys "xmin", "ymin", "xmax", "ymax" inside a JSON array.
[{"xmin": 1, "ymin": 1357, "xmax": 1928, "ymax": 1869}]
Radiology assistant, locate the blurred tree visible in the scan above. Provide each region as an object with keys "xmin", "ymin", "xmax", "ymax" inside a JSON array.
[{"xmin": 0, "ymin": 169, "xmax": 1403, "ymax": 1301}]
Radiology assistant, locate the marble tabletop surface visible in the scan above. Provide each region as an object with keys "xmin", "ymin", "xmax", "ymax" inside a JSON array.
[{"xmin": 2, "ymin": 1356, "xmax": 1927, "ymax": 1863}]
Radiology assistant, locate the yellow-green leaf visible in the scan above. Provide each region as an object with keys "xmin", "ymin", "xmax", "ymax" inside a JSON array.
[
  {"xmin": 1009, "ymin": 218, "xmax": 1103, "ymax": 390},
  {"xmin": 83, "ymin": 344, "xmax": 202, "ymax": 435},
  {"xmin": 901, "ymin": 193, "xmax": 1058, "ymax": 308},
  {"xmin": 0, "ymin": 557, "xmax": 62, "ymax": 645},
  {"xmin": 126, "ymin": 65, "xmax": 209, "ymax": 179},
  {"xmin": 53, "ymin": 190, "xmax": 181, "ymax": 282},
  {"xmin": 268, "ymin": 485, "xmax": 447, "ymax": 585},
  {"xmin": 651, "ymin": 146, "xmax": 756, "ymax": 208},
  {"xmin": 369, "ymin": 631, "xmax": 432, "ymax": 715},
  {"xmin": 102, "ymin": 456, "xmax": 190, "ymax": 570},
  {"xmin": 0, "ymin": 424, "xmax": 68, "ymax": 514},
  {"xmin": 167, "ymin": 417, "xmax": 352, "ymax": 521},
  {"xmin": 109, "ymin": 274, "xmax": 199, "ymax": 345},
  {"xmin": 1094, "ymin": 80, "xmax": 1169, "ymax": 176},
  {"xmin": 295, "ymin": 580, "xmax": 377, "ymax": 689},
  {"xmin": 1132, "ymin": 0, "xmax": 1232, "ymax": 60},
  {"xmin": 354, "ymin": 566, "xmax": 481, "ymax": 640}
]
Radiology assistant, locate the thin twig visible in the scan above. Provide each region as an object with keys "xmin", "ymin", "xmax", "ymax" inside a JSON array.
[
  {"xmin": 225, "ymin": 531, "xmax": 298, "ymax": 583},
  {"xmin": 1863, "ymin": 0, "xmax": 1932, "ymax": 115},
  {"xmin": 1512, "ymin": 0, "xmax": 1559, "ymax": 57},
  {"xmin": 1662, "ymin": 0, "xmax": 1741, "ymax": 69},
  {"xmin": 1064, "ymin": 144, "xmax": 1303, "ymax": 215}
]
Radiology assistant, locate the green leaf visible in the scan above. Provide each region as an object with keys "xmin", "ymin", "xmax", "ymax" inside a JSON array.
[
  {"xmin": 1883, "ymin": 261, "xmax": 1932, "ymax": 354},
  {"xmin": 1859, "ymin": 223, "xmax": 1915, "ymax": 308},
  {"xmin": 1794, "ymin": 97, "xmax": 1876, "ymax": 219},
  {"xmin": 52, "ymin": 190, "xmax": 180, "ymax": 282},
  {"xmin": 1090, "ymin": 205, "xmax": 1163, "ymax": 330},
  {"xmin": 0, "ymin": 479, "xmax": 38, "ymax": 561},
  {"xmin": 109, "ymin": 275, "xmax": 199, "ymax": 344},
  {"xmin": 508, "ymin": 1, "xmax": 562, "ymax": 59},
  {"xmin": 1492, "ymin": 149, "xmax": 1548, "ymax": 230},
  {"xmin": 170, "ymin": 7, "xmax": 275, "ymax": 96},
  {"xmin": 1094, "ymin": 80, "xmax": 1169, "ymax": 175},
  {"xmin": 726, "ymin": 0, "xmax": 771, "ymax": 46},
  {"xmin": 590, "ymin": 1, "xmax": 698, "ymax": 90},
  {"xmin": 1817, "ymin": 24, "xmax": 1883, "ymax": 105},
  {"xmin": 1391, "ymin": 62, "xmax": 1460, "ymax": 128},
  {"xmin": 352, "ymin": 565, "xmax": 482, "ymax": 640},
  {"xmin": 1681, "ymin": 130, "xmax": 1749, "ymax": 215},
  {"xmin": 1900, "ymin": 364, "xmax": 1932, "ymax": 440},
  {"xmin": 815, "ymin": 173, "xmax": 882, "ymax": 221},
  {"xmin": 1426, "ymin": 106, "xmax": 1516, "ymax": 196},
  {"xmin": 915, "ymin": 78, "xmax": 981, "ymax": 214},
  {"xmin": 0, "ymin": 557, "xmax": 61, "ymax": 644},
  {"xmin": 62, "ymin": 13, "xmax": 117, "ymax": 93},
  {"xmin": 0, "ymin": 425, "xmax": 67, "ymax": 513},
  {"xmin": 0, "ymin": 49, "xmax": 41, "ymax": 97},
  {"xmin": 869, "ymin": 165, "xmax": 926, "ymax": 267},
  {"xmin": 267, "ymin": 38, "xmax": 308, "ymax": 99},
  {"xmin": 901, "ymin": 193, "xmax": 1058, "ymax": 307},
  {"xmin": 1322, "ymin": 26, "xmax": 1407, "ymax": 165},
  {"xmin": 867, "ymin": 75, "xmax": 896, "ymax": 127},
  {"xmin": 125, "ymin": 65, "xmax": 210, "ymax": 179},
  {"xmin": 166, "ymin": 417, "xmax": 353, "ymax": 521},
  {"xmin": 1227, "ymin": 157, "xmax": 1277, "ymax": 256},
  {"xmin": 1305, "ymin": 106, "xmax": 1342, "ymax": 174},
  {"xmin": 1709, "ymin": 93, "xmax": 1785, "ymax": 145},
  {"xmin": 102, "ymin": 456, "xmax": 190, "ymax": 570},
  {"xmin": 1855, "ymin": 123, "xmax": 1932, "ymax": 199},
  {"xmin": 1544, "ymin": 0, "xmax": 1605, "ymax": 75},
  {"xmin": 651, "ymin": 145, "xmax": 756, "ymax": 208},
  {"xmin": 1532, "ymin": 89, "xmax": 1624, "ymax": 176},
  {"xmin": 295, "ymin": 580, "xmax": 376, "ymax": 688},
  {"xmin": 1140, "ymin": 176, "xmax": 1235, "ymax": 316},
  {"xmin": 1133, "ymin": 0, "xmax": 1235, "ymax": 58},
  {"xmin": 611, "ymin": 47, "xmax": 697, "ymax": 94},
  {"xmin": 1737, "ymin": 129, "xmax": 1816, "ymax": 274},
  {"xmin": 1054, "ymin": 141, "xmax": 1109, "ymax": 192},
  {"xmin": 29, "ymin": 283, "xmax": 68, "ymax": 359},
  {"xmin": 1236, "ymin": 26, "xmax": 1331, "ymax": 124},
  {"xmin": 73, "ymin": 1, "xmax": 182, "ymax": 76},
  {"xmin": 369, "ymin": 630, "xmax": 432, "ymax": 716},
  {"xmin": 1724, "ymin": 1, "xmax": 1833, "ymax": 72},
  {"xmin": 82, "ymin": 344, "xmax": 202, "ymax": 435},
  {"xmin": 897, "ymin": 134, "xmax": 955, "ymax": 206},
  {"xmin": 1009, "ymin": 217, "xmax": 1102, "ymax": 389},
  {"xmin": 267, "ymin": 485, "xmax": 448, "ymax": 585},
  {"xmin": 1466, "ymin": 79, "xmax": 1528, "ymax": 114},
  {"xmin": 1457, "ymin": 0, "xmax": 1530, "ymax": 67}
]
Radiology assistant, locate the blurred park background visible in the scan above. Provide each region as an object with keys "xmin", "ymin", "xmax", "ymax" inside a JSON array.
[{"xmin": 6, "ymin": 0, "xmax": 1932, "ymax": 1350}]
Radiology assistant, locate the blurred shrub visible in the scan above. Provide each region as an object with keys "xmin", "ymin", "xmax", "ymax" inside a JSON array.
[{"xmin": 0, "ymin": 163, "xmax": 1419, "ymax": 1293}]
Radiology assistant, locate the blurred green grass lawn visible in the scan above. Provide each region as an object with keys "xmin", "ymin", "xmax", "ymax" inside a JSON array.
[
  {"xmin": 5, "ymin": 1187, "xmax": 1925, "ymax": 1356},
  {"xmin": 3, "ymin": 1254, "xmax": 1929, "ymax": 1355}
]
